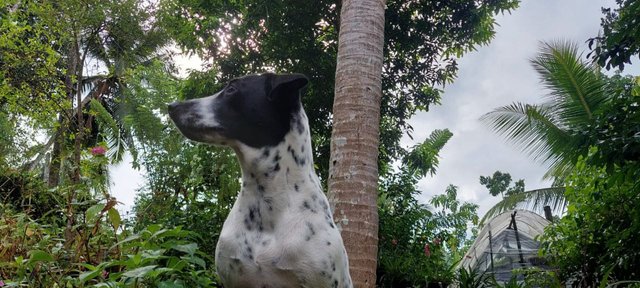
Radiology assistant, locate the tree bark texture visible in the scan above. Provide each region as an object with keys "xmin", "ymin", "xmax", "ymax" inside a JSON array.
[{"xmin": 328, "ymin": 0, "xmax": 385, "ymax": 286}]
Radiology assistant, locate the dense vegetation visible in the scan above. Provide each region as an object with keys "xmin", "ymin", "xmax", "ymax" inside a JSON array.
[{"xmin": 1, "ymin": 0, "xmax": 639, "ymax": 287}]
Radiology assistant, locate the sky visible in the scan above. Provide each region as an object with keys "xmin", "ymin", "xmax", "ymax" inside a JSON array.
[{"xmin": 111, "ymin": 0, "xmax": 639, "ymax": 218}]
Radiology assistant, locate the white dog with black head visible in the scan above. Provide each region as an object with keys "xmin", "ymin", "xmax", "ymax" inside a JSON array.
[{"xmin": 168, "ymin": 73, "xmax": 353, "ymax": 288}]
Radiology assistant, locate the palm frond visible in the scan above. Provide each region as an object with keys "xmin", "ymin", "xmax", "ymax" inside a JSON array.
[
  {"xmin": 480, "ymin": 102, "xmax": 571, "ymax": 166},
  {"xmin": 479, "ymin": 187, "xmax": 566, "ymax": 225},
  {"xmin": 80, "ymin": 75, "xmax": 108, "ymax": 96},
  {"xmin": 531, "ymin": 40, "xmax": 608, "ymax": 125},
  {"xmin": 405, "ymin": 129, "xmax": 453, "ymax": 177},
  {"xmin": 89, "ymin": 99, "xmax": 127, "ymax": 163},
  {"xmin": 483, "ymin": 41, "xmax": 612, "ymax": 180}
]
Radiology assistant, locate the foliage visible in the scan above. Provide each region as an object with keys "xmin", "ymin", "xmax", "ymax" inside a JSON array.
[
  {"xmin": 159, "ymin": 0, "xmax": 519, "ymax": 182},
  {"xmin": 479, "ymin": 186, "xmax": 565, "ymax": 225},
  {"xmin": 539, "ymin": 149, "xmax": 640, "ymax": 286},
  {"xmin": 0, "ymin": 0, "xmax": 66, "ymax": 128},
  {"xmin": 455, "ymin": 267, "xmax": 495, "ymax": 288},
  {"xmin": 377, "ymin": 131, "xmax": 479, "ymax": 287},
  {"xmin": 133, "ymin": 143, "xmax": 240, "ymax": 258},
  {"xmin": 0, "ymin": 204, "xmax": 218, "ymax": 287},
  {"xmin": 477, "ymin": 170, "xmax": 566, "ymax": 224},
  {"xmin": 578, "ymin": 75, "xmax": 640, "ymax": 168},
  {"xmin": 131, "ymin": 68, "xmax": 241, "ymax": 258},
  {"xmin": 0, "ymin": 168, "xmax": 59, "ymax": 221},
  {"xmin": 405, "ymin": 129, "xmax": 453, "ymax": 177},
  {"xmin": 481, "ymin": 41, "xmax": 633, "ymax": 180},
  {"xmin": 0, "ymin": 0, "xmax": 523, "ymax": 286},
  {"xmin": 588, "ymin": 0, "xmax": 640, "ymax": 71},
  {"xmin": 480, "ymin": 171, "xmax": 525, "ymax": 198}
]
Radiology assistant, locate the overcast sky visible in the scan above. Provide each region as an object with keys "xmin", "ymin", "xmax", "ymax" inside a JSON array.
[
  {"xmin": 112, "ymin": 0, "xmax": 638, "ymax": 218},
  {"xmin": 403, "ymin": 0, "xmax": 639, "ymax": 217}
]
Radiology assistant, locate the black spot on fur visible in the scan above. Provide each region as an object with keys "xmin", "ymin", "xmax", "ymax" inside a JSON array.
[
  {"xmin": 258, "ymin": 185, "xmax": 265, "ymax": 193},
  {"xmin": 273, "ymin": 163, "xmax": 280, "ymax": 171},
  {"xmin": 294, "ymin": 183, "xmax": 299, "ymax": 192},
  {"xmin": 262, "ymin": 149, "xmax": 270, "ymax": 158},
  {"xmin": 244, "ymin": 245, "xmax": 254, "ymax": 260},
  {"xmin": 301, "ymin": 200, "xmax": 318, "ymax": 213},
  {"xmin": 305, "ymin": 222, "xmax": 316, "ymax": 241},
  {"xmin": 332, "ymin": 279, "xmax": 338, "ymax": 288},
  {"xmin": 295, "ymin": 117, "xmax": 305, "ymax": 135},
  {"xmin": 244, "ymin": 206, "xmax": 263, "ymax": 231},
  {"xmin": 273, "ymin": 151, "xmax": 281, "ymax": 163},
  {"xmin": 327, "ymin": 241, "xmax": 332, "ymax": 246}
]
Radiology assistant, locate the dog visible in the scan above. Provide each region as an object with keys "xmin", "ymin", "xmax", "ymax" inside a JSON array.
[{"xmin": 168, "ymin": 73, "xmax": 353, "ymax": 288}]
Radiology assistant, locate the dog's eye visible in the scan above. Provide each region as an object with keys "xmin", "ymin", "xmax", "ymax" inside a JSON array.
[{"xmin": 225, "ymin": 86, "xmax": 237, "ymax": 95}]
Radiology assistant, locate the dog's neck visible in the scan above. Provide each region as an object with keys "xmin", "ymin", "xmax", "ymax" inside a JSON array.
[{"xmin": 234, "ymin": 110, "xmax": 319, "ymax": 196}]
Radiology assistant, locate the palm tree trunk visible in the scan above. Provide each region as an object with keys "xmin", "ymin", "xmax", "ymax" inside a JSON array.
[{"xmin": 328, "ymin": 0, "xmax": 385, "ymax": 286}]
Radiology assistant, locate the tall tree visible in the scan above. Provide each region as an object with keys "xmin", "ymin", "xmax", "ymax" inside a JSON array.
[{"xmin": 328, "ymin": 0, "xmax": 386, "ymax": 285}]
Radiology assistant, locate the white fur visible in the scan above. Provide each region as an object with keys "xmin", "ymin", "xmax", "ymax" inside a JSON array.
[{"xmin": 215, "ymin": 110, "xmax": 353, "ymax": 288}]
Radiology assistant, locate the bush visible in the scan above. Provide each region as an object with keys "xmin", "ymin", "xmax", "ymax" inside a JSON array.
[{"xmin": 0, "ymin": 209, "xmax": 219, "ymax": 287}]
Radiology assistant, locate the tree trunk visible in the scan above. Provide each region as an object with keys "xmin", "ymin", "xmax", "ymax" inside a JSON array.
[
  {"xmin": 47, "ymin": 115, "xmax": 64, "ymax": 188},
  {"xmin": 328, "ymin": 0, "xmax": 385, "ymax": 286}
]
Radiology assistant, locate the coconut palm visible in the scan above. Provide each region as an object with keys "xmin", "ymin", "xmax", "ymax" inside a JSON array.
[
  {"xmin": 26, "ymin": 0, "xmax": 171, "ymax": 190},
  {"xmin": 481, "ymin": 41, "xmax": 609, "ymax": 180},
  {"xmin": 328, "ymin": 0, "xmax": 386, "ymax": 285},
  {"xmin": 480, "ymin": 41, "xmax": 612, "ymax": 221}
]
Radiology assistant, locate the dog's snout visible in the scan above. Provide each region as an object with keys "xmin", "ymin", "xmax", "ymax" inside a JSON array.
[{"xmin": 167, "ymin": 102, "xmax": 178, "ymax": 113}]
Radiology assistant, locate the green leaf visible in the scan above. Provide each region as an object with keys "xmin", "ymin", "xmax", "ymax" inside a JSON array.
[
  {"xmin": 78, "ymin": 269, "xmax": 101, "ymax": 283},
  {"xmin": 158, "ymin": 280, "xmax": 186, "ymax": 288},
  {"xmin": 111, "ymin": 234, "xmax": 141, "ymax": 250},
  {"xmin": 107, "ymin": 207, "xmax": 121, "ymax": 229},
  {"xmin": 182, "ymin": 255, "xmax": 206, "ymax": 268},
  {"xmin": 122, "ymin": 265, "xmax": 157, "ymax": 278},
  {"xmin": 86, "ymin": 203, "xmax": 105, "ymax": 223},
  {"xmin": 172, "ymin": 243, "xmax": 198, "ymax": 255},
  {"xmin": 28, "ymin": 250, "xmax": 53, "ymax": 263}
]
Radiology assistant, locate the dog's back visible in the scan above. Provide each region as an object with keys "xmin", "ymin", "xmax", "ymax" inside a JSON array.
[{"xmin": 168, "ymin": 73, "xmax": 352, "ymax": 288}]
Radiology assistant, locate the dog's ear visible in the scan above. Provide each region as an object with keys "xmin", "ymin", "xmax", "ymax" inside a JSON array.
[{"xmin": 268, "ymin": 73, "xmax": 309, "ymax": 102}]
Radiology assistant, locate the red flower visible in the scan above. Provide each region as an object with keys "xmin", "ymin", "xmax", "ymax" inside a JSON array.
[
  {"xmin": 424, "ymin": 243, "xmax": 431, "ymax": 257},
  {"xmin": 90, "ymin": 146, "xmax": 107, "ymax": 156},
  {"xmin": 434, "ymin": 238, "xmax": 442, "ymax": 246}
]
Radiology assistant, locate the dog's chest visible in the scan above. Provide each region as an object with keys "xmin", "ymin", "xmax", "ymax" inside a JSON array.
[{"xmin": 215, "ymin": 176, "xmax": 350, "ymax": 287}]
